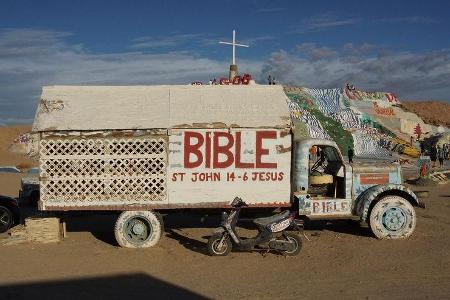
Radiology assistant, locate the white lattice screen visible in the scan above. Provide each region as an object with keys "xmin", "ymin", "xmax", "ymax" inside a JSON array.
[{"xmin": 39, "ymin": 136, "xmax": 167, "ymax": 207}]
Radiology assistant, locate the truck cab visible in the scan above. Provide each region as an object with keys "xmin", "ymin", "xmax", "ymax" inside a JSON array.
[{"xmin": 292, "ymin": 139, "xmax": 421, "ymax": 239}]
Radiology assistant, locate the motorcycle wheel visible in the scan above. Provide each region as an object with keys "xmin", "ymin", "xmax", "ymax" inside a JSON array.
[
  {"xmin": 207, "ymin": 233, "xmax": 232, "ymax": 256},
  {"xmin": 280, "ymin": 232, "xmax": 302, "ymax": 256}
]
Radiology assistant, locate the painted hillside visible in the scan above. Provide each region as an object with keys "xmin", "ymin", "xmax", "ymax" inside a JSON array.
[{"xmin": 284, "ymin": 85, "xmax": 448, "ymax": 158}]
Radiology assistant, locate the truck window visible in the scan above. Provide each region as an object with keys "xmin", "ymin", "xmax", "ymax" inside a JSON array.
[{"xmin": 323, "ymin": 147, "xmax": 340, "ymax": 162}]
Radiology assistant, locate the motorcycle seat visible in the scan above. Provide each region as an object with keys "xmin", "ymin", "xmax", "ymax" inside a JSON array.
[{"xmin": 253, "ymin": 211, "xmax": 291, "ymax": 227}]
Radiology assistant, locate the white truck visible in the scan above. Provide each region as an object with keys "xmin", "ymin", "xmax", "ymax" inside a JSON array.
[{"xmin": 28, "ymin": 85, "xmax": 421, "ymax": 248}]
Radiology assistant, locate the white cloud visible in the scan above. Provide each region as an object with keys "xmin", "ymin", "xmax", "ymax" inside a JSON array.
[
  {"xmin": 129, "ymin": 33, "xmax": 206, "ymax": 49},
  {"xmin": 0, "ymin": 29, "xmax": 260, "ymax": 124},
  {"xmin": 297, "ymin": 43, "xmax": 337, "ymax": 61},
  {"xmin": 0, "ymin": 28, "xmax": 449, "ymax": 125},
  {"xmin": 300, "ymin": 13, "xmax": 362, "ymax": 32},
  {"xmin": 372, "ymin": 16, "xmax": 438, "ymax": 24},
  {"xmin": 261, "ymin": 45, "xmax": 450, "ymax": 101}
]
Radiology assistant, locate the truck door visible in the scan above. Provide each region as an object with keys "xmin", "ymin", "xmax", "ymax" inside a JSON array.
[{"xmin": 307, "ymin": 145, "xmax": 352, "ymax": 217}]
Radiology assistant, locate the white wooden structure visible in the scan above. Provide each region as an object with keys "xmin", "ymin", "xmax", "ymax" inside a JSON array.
[{"xmin": 32, "ymin": 85, "xmax": 293, "ymax": 211}]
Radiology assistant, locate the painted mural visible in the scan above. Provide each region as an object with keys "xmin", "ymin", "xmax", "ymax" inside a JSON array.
[{"xmin": 283, "ymin": 85, "xmax": 438, "ymax": 158}]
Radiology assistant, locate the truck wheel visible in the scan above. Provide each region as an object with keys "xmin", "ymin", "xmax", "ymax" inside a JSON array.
[
  {"xmin": 114, "ymin": 211, "xmax": 163, "ymax": 248},
  {"xmin": 281, "ymin": 232, "xmax": 302, "ymax": 256},
  {"xmin": 0, "ymin": 205, "xmax": 14, "ymax": 233},
  {"xmin": 207, "ymin": 233, "xmax": 232, "ymax": 256},
  {"xmin": 369, "ymin": 196, "xmax": 416, "ymax": 239}
]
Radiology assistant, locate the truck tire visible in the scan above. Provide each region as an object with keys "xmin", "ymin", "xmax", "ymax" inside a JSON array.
[
  {"xmin": 207, "ymin": 233, "xmax": 232, "ymax": 256},
  {"xmin": 369, "ymin": 196, "xmax": 416, "ymax": 239},
  {"xmin": 0, "ymin": 205, "xmax": 14, "ymax": 233},
  {"xmin": 114, "ymin": 211, "xmax": 163, "ymax": 248}
]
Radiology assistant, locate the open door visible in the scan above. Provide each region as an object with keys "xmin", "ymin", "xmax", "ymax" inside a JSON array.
[{"xmin": 307, "ymin": 144, "xmax": 352, "ymax": 217}]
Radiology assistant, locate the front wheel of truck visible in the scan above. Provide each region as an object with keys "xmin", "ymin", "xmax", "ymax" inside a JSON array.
[
  {"xmin": 369, "ymin": 196, "xmax": 416, "ymax": 239},
  {"xmin": 114, "ymin": 211, "xmax": 163, "ymax": 248}
]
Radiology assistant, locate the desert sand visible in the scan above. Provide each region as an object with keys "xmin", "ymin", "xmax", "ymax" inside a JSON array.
[{"xmin": 401, "ymin": 101, "xmax": 450, "ymax": 127}]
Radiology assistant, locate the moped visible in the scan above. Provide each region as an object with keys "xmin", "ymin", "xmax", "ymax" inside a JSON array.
[{"xmin": 207, "ymin": 197, "xmax": 302, "ymax": 256}]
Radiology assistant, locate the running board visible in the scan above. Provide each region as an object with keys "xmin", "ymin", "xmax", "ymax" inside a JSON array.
[{"xmin": 306, "ymin": 215, "xmax": 361, "ymax": 221}]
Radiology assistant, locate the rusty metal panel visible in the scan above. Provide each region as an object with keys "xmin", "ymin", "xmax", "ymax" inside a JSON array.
[
  {"xmin": 40, "ymin": 201, "xmax": 293, "ymax": 211},
  {"xmin": 39, "ymin": 135, "xmax": 168, "ymax": 209},
  {"xmin": 167, "ymin": 128, "xmax": 292, "ymax": 206}
]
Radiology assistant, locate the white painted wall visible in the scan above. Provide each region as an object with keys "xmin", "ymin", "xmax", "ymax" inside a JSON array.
[{"xmin": 168, "ymin": 128, "xmax": 292, "ymax": 206}]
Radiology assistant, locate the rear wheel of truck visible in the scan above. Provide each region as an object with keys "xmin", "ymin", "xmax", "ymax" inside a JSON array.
[
  {"xmin": 114, "ymin": 211, "xmax": 163, "ymax": 248},
  {"xmin": 369, "ymin": 196, "xmax": 416, "ymax": 239}
]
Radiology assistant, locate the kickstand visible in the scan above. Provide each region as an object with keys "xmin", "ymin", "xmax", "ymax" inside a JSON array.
[{"xmin": 303, "ymin": 232, "xmax": 311, "ymax": 241}]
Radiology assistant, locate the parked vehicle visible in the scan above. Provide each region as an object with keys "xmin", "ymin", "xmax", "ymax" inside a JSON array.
[
  {"xmin": 208, "ymin": 197, "xmax": 302, "ymax": 256},
  {"xmin": 0, "ymin": 166, "xmax": 20, "ymax": 174},
  {"xmin": 0, "ymin": 195, "xmax": 20, "ymax": 233},
  {"xmin": 19, "ymin": 171, "xmax": 39, "ymax": 205},
  {"xmin": 27, "ymin": 167, "xmax": 40, "ymax": 174},
  {"xmin": 26, "ymin": 85, "xmax": 422, "ymax": 248}
]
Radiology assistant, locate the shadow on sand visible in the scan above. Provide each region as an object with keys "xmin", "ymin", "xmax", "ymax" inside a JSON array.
[
  {"xmin": 165, "ymin": 229, "xmax": 210, "ymax": 255},
  {"xmin": 303, "ymin": 219, "xmax": 373, "ymax": 238},
  {"xmin": 18, "ymin": 205, "xmax": 374, "ymax": 249},
  {"xmin": 0, "ymin": 273, "xmax": 208, "ymax": 300}
]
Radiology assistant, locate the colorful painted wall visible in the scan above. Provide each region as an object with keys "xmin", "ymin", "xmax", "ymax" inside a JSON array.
[{"xmin": 284, "ymin": 85, "xmax": 444, "ymax": 158}]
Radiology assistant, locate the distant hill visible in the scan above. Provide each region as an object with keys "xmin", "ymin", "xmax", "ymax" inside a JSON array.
[
  {"xmin": 0, "ymin": 125, "xmax": 36, "ymax": 168},
  {"xmin": 400, "ymin": 101, "xmax": 450, "ymax": 128}
]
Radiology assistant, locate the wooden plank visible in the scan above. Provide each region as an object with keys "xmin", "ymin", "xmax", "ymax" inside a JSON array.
[{"xmin": 33, "ymin": 85, "xmax": 290, "ymax": 131}]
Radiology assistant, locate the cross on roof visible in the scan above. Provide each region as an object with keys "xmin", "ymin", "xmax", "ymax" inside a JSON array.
[{"xmin": 219, "ymin": 30, "xmax": 249, "ymax": 65}]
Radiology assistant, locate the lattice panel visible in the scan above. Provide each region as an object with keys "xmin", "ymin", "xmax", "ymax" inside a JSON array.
[
  {"xmin": 39, "ymin": 136, "xmax": 167, "ymax": 206},
  {"xmin": 40, "ymin": 139, "xmax": 106, "ymax": 156}
]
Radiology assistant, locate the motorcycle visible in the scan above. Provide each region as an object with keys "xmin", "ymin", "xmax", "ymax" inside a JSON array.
[{"xmin": 207, "ymin": 197, "xmax": 302, "ymax": 256}]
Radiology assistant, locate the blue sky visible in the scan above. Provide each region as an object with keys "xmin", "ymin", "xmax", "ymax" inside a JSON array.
[{"xmin": 1, "ymin": 0, "xmax": 450, "ymax": 124}]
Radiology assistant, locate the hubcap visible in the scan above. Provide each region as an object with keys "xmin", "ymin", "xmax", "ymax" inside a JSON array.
[
  {"xmin": 124, "ymin": 217, "xmax": 152, "ymax": 244},
  {"xmin": 382, "ymin": 207, "xmax": 407, "ymax": 232},
  {"xmin": 132, "ymin": 222, "xmax": 145, "ymax": 235}
]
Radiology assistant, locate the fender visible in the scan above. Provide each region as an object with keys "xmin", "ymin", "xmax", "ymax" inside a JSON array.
[{"xmin": 355, "ymin": 184, "xmax": 420, "ymax": 223}]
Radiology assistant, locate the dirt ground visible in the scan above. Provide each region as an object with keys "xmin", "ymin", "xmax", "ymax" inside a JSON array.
[
  {"xmin": 0, "ymin": 125, "xmax": 449, "ymax": 299},
  {"xmin": 401, "ymin": 101, "xmax": 450, "ymax": 127},
  {"xmin": 0, "ymin": 125, "xmax": 36, "ymax": 168},
  {"xmin": 0, "ymin": 183, "xmax": 449, "ymax": 299}
]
